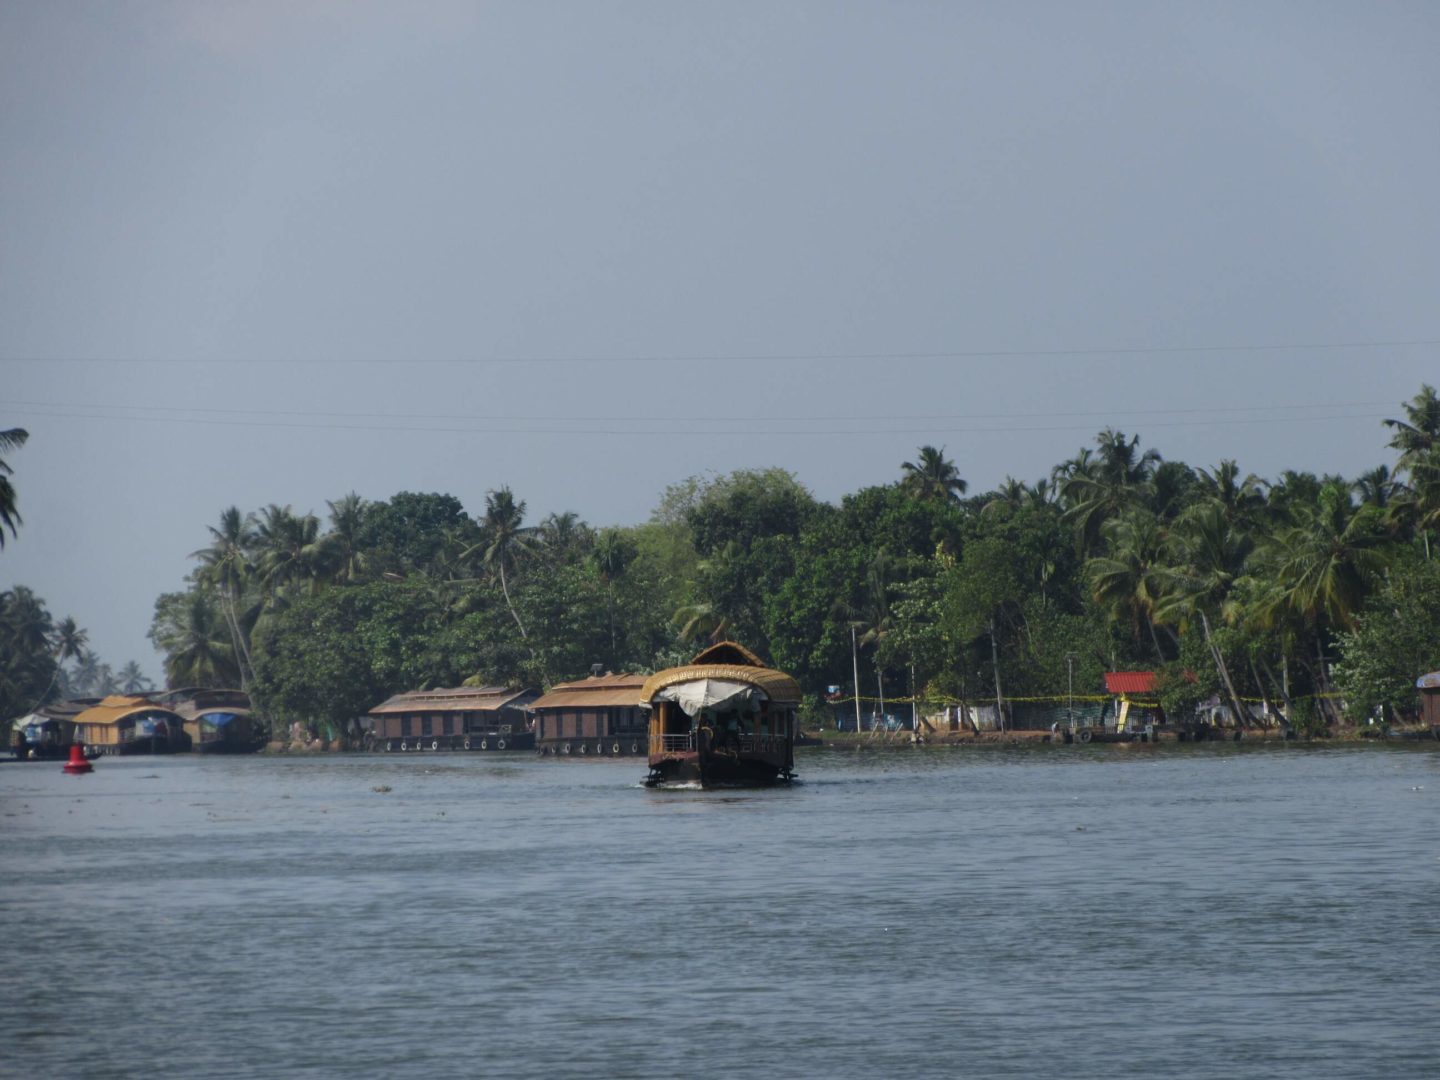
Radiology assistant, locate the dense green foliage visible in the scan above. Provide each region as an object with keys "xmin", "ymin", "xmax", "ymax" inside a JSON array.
[
  {"xmin": 1, "ymin": 585, "xmax": 148, "ymax": 723},
  {"xmin": 139, "ymin": 387, "xmax": 1440, "ymax": 734}
]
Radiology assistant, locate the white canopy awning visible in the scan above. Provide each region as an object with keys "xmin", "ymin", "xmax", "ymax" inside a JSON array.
[{"xmin": 652, "ymin": 679, "xmax": 766, "ymax": 717}]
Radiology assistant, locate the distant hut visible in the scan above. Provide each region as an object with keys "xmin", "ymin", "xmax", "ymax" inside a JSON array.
[
  {"xmin": 72, "ymin": 695, "xmax": 191, "ymax": 755},
  {"xmin": 1417, "ymin": 672, "xmax": 1440, "ymax": 729},
  {"xmin": 1102, "ymin": 671, "xmax": 1166, "ymax": 733},
  {"xmin": 367, "ymin": 686, "xmax": 539, "ymax": 752},
  {"xmin": 157, "ymin": 688, "xmax": 265, "ymax": 754},
  {"xmin": 531, "ymin": 672, "xmax": 649, "ymax": 757}
]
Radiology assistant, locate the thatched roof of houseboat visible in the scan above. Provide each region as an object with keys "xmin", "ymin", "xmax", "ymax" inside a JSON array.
[
  {"xmin": 530, "ymin": 673, "xmax": 648, "ymax": 711},
  {"xmin": 368, "ymin": 686, "xmax": 536, "ymax": 716},
  {"xmin": 72, "ymin": 695, "xmax": 184, "ymax": 727},
  {"xmin": 640, "ymin": 642, "xmax": 802, "ymax": 705}
]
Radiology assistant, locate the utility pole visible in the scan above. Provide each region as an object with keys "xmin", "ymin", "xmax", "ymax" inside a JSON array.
[
  {"xmin": 851, "ymin": 624, "xmax": 863, "ymax": 734},
  {"xmin": 1066, "ymin": 653, "xmax": 1076, "ymax": 732},
  {"xmin": 990, "ymin": 617, "xmax": 1005, "ymax": 733},
  {"xmin": 911, "ymin": 661, "xmax": 917, "ymax": 733}
]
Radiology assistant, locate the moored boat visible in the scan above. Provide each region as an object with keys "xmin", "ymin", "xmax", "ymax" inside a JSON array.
[
  {"xmin": 159, "ymin": 688, "xmax": 266, "ymax": 754},
  {"xmin": 642, "ymin": 642, "xmax": 800, "ymax": 787}
]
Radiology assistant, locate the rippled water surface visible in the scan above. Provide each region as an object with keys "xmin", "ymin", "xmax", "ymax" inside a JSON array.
[{"xmin": 3, "ymin": 744, "xmax": 1438, "ymax": 1079}]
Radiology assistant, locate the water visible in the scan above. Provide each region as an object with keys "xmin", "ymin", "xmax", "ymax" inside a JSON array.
[{"xmin": 2, "ymin": 744, "xmax": 1437, "ymax": 1079}]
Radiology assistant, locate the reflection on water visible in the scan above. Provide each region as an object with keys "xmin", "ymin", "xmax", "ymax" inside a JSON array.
[{"xmin": 2, "ymin": 745, "xmax": 1437, "ymax": 1079}]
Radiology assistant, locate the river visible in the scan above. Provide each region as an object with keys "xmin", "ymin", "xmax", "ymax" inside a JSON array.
[{"xmin": 2, "ymin": 743, "xmax": 1437, "ymax": 1078}]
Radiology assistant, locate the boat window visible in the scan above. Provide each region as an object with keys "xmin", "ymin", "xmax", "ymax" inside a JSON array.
[
  {"xmin": 422, "ymin": 717, "xmax": 433, "ymax": 736},
  {"xmin": 401, "ymin": 717, "xmax": 412, "ymax": 737}
]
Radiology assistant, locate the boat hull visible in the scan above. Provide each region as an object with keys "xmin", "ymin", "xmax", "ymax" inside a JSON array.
[{"xmin": 646, "ymin": 749, "xmax": 793, "ymax": 787}]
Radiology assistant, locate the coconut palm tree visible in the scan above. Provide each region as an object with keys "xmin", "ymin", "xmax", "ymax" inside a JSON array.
[
  {"xmin": 1258, "ymin": 483, "xmax": 1389, "ymax": 633},
  {"xmin": 901, "ymin": 446, "xmax": 967, "ymax": 503},
  {"xmin": 1352, "ymin": 465, "xmax": 1402, "ymax": 511},
  {"xmin": 117, "ymin": 661, "xmax": 153, "ymax": 694},
  {"xmin": 478, "ymin": 487, "xmax": 536, "ymax": 640},
  {"xmin": 71, "ymin": 650, "xmax": 104, "ymax": 696},
  {"xmin": 537, "ymin": 511, "xmax": 593, "ymax": 562},
  {"xmin": 252, "ymin": 504, "xmax": 324, "ymax": 598},
  {"xmin": 152, "ymin": 592, "xmax": 239, "ymax": 687},
  {"xmin": 321, "ymin": 493, "xmax": 370, "ymax": 583},
  {"xmin": 1383, "ymin": 384, "xmax": 1440, "ymax": 471},
  {"xmin": 591, "ymin": 527, "xmax": 636, "ymax": 661},
  {"xmin": 1061, "ymin": 430, "xmax": 1162, "ymax": 554},
  {"xmin": 1086, "ymin": 509, "xmax": 1170, "ymax": 660},
  {"xmin": 28, "ymin": 615, "xmax": 88, "ymax": 708},
  {"xmin": 192, "ymin": 507, "xmax": 259, "ymax": 688},
  {"xmin": 1193, "ymin": 460, "xmax": 1267, "ymax": 525},
  {"xmin": 0, "ymin": 427, "xmax": 28, "ymax": 548}
]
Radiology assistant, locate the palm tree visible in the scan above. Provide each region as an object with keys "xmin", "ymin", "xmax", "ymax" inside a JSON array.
[
  {"xmin": 71, "ymin": 651, "xmax": 103, "ymax": 696},
  {"xmin": 591, "ymin": 528, "xmax": 636, "ymax": 661},
  {"xmin": 1352, "ymin": 465, "xmax": 1402, "ymax": 511},
  {"xmin": 538, "ymin": 511, "xmax": 593, "ymax": 561},
  {"xmin": 192, "ymin": 507, "xmax": 259, "ymax": 688},
  {"xmin": 1154, "ymin": 502, "xmax": 1255, "ymax": 724},
  {"xmin": 1383, "ymin": 384, "xmax": 1440, "ymax": 470},
  {"xmin": 321, "ymin": 493, "xmax": 370, "ymax": 583},
  {"xmin": 253, "ymin": 504, "xmax": 324, "ymax": 597},
  {"xmin": 1061, "ymin": 430, "xmax": 1162, "ymax": 554},
  {"xmin": 0, "ymin": 427, "xmax": 29, "ymax": 548},
  {"xmin": 30, "ymin": 615, "xmax": 87, "ymax": 708},
  {"xmin": 672, "ymin": 600, "xmax": 728, "ymax": 645},
  {"xmin": 117, "ymin": 661, "xmax": 153, "ymax": 694},
  {"xmin": 1260, "ymin": 484, "xmax": 1389, "ymax": 633},
  {"xmin": 478, "ymin": 487, "xmax": 536, "ymax": 640},
  {"xmin": 152, "ymin": 592, "xmax": 239, "ymax": 687},
  {"xmin": 1194, "ymin": 460, "xmax": 1266, "ymax": 525},
  {"xmin": 1086, "ymin": 509, "xmax": 1170, "ymax": 660},
  {"xmin": 1, "ymin": 586, "xmax": 52, "ymax": 656},
  {"xmin": 901, "ymin": 446, "xmax": 967, "ymax": 503}
]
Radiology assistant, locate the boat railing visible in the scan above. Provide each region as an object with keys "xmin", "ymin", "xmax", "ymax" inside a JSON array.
[{"xmin": 658, "ymin": 734, "xmax": 694, "ymax": 753}]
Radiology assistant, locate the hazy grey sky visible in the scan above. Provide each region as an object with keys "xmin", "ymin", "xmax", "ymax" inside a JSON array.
[{"xmin": 2, "ymin": 1, "xmax": 1437, "ymax": 679}]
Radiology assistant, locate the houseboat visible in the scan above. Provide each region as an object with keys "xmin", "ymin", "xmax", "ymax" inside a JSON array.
[
  {"xmin": 643, "ymin": 642, "xmax": 800, "ymax": 787},
  {"xmin": 9, "ymin": 699, "xmax": 99, "ymax": 760},
  {"xmin": 366, "ymin": 686, "xmax": 539, "ymax": 752},
  {"xmin": 71, "ymin": 695, "xmax": 192, "ymax": 755},
  {"xmin": 158, "ymin": 688, "xmax": 266, "ymax": 754},
  {"xmin": 531, "ymin": 671, "xmax": 649, "ymax": 757}
]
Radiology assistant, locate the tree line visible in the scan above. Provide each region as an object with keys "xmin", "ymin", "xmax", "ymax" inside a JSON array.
[{"xmin": 130, "ymin": 384, "xmax": 1440, "ymax": 738}]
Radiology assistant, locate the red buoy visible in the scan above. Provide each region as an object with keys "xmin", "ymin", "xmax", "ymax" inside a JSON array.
[{"xmin": 62, "ymin": 743, "xmax": 93, "ymax": 775}]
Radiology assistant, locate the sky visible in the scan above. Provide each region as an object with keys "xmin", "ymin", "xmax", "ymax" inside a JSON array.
[{"xmin": 1, "ymin": 1, "xmax": 1437, "ymax": 680}]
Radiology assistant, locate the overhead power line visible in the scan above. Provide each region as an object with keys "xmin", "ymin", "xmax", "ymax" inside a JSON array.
[
  {"xmin": 0, "ymin": 396, "xmax": 1403, "ymax": 426},
  {"xmin": 0, "ymin": 337, "xmax": 1437, "ymax": 366},
  {"xmin": 0, "ymin": 403, "xmax": 1392, "ymax": 438}
]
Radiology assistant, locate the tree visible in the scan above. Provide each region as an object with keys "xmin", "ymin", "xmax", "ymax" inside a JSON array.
[
  {"xmin": 478, "ymin": 486, "xmax": 537, "ymax": 641},
  {"xmin": 901, "ymin": 445, "xmax": 967, "ymax": 503},
  {"xmin": 0, "ymin": 427, "xmax": 28, "ymax": 548},
  {"xmin": 252, "ymin": 504, "xmax": 324, "ymax": 599},
  {"xmin": 1335, "ymin": 550, "xmax": 1440, "ymax": 722},
  {"xmin": 1060, "ymin": 429, "xmax": 1162, "ymax": 554},
  {"xmin": 149, "ymin": 591, "xmax": 240, "ymax": 688},
  {"xmin": 1383, "ymin": 383, "xmax": 1440, "ymax": 470},
  {"xmin": 117, "ymin": 661, "xmax": 153, "ymax": 694},
  {"xmin": 321, "ymin": 493, "xmax": 371, "ymax": 583},
  {"xmin": 192, "ymin": 507, "xmax": 258, "ymax": 688},
  {"xmin": 1086, "ymin": 510, "xmax": 1170, "ymax": 660},
  {"xmin": 591, "ymin": 527, "xmax": 637, "ymax": 663},
  {"xmin": 0, "ymin": 584, "xmax": 56, "ymax": 718}
]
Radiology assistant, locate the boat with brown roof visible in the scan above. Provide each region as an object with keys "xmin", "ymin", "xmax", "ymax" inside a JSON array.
[
  {"xmin": 641, "ymin": 642, "xmax": 800, "ymax": 787},
  {"xmin": 530, "ymin": 671, "xmax": 649, "ymax": 757}
]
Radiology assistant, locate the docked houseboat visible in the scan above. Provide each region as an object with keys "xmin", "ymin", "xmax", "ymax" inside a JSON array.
[
  {"xmin": 531, "ymin": 671, "xmax": 649, "ymax": 757},
  {"xmin": 643, "ymin": 642, "xmax": 800, "ymax": 787},
  {"xmin": 158, "ymin": 688, "xmax": 266, "ymax": 754},
  {"xmin": 9, "ymin": 699, "xmax": 99, "ymax": 760},
  {"xmin": 71, "ymin": 695, "xmax": 192, "ymax": 755},
  {"xmin": 366, "ymin": 686, "xmax": 539, "ymax": 752}
]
